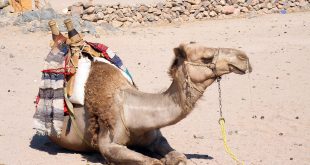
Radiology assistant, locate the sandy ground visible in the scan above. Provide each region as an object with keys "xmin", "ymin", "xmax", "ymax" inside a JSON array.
[{"xmin": 0, "ymin": 11, "xmax": 310, "ymax": 165}]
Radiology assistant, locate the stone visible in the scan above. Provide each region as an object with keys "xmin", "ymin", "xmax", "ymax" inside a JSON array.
[
  {"xmin": 82, "ymin": 14, "xmax": 96, "ymax": 21},
  {"xmin": 139, "ymin": 5, "xmax": 149, "ymax": 12},
  {"xmin": 115, "ymin": 10, "xmax": 125, "ymax": 18},
  {"xmin": 83, "ymin": 0, "xmax": 94, "ymax": 9},
  {"xmin": 220, "ymin": 0, "xmax": 226, "ymax": 6},
  {"xmin": 209, "ymin": 11, "xmax": 217, "ymax": 17},
  {"xmin": 241, "ymin": 6, "xmax": 249, "ymax": 12},
  {"xmin": 195, "ymin": 12, "xmax": 203, "ymax": 19},
  {"xmin": 146, "ymin": 14, "xmax": 155, "ymax": 22},
  {"xmin": 156, "ymin": 2, "xmax": 164, "ymax": 10},
  {"xmin": 165, "ymin": 2, "xmax": 173, "ymax": 8},
  {"xmin": 116, "ymin": 17, "xmax": 127, "ymax": 22},
  {"xmin": 267, "ymin": 3, "xmax": 273, "ymax": 9},
  {"xmin": 84, "ymin": 6, "xmax": 95, "ymax": 14},
  {"xmin": 233, "ymin": 8, "xmax": 241, "ymax": 15},
  {"xmin": 181, "ymin": 15, "xmax": 189, "ymax": 21},
  {"xmin": 96, "ymin": 12, "xmax": 104, "ymax": 20},
  {"xmin": 123, "ymin": 21, "xmax": 132, "ymax": 27},
  {"xmin": 222, "ymin": 6, "xmax": 235, "ymax": 14},
  {"xmin": 172, "ymin": 6, "xmax": 182, "ymax": 11},
  {"xmin": 203, "ymin": 11, "xmax": 209, "ymax": 17},
  {"xmin": 0, "ymin": 45, "xmax": 5, "ymax": 49},
  {"xmin": 111, "ymin": 20, "xmax": 123, "ymax": 27},
  {"xmin": 106, "ymin": 7, "xmax": 115, "ymax": 14},
  {"xmin": 185, "ymin": 0, "xmax": 201, "ymax": 5},
  {"xmin": 201, "ymin": 1, "xmax": 210, "ymax": 8},
  {"xmin": 148, "ymin": 7, "xmax": 157, "ymax": 13},
  {"xmin": 71, "ymin": 5, "xmax": 83, "ymax": 16},
  {"xmin": 136, "ymin": 12, "xmax": 143, "ymax": 20}
]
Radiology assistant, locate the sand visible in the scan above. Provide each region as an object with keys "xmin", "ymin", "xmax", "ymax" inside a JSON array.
[{"xmin": 0, "ymin": 11, "xmax": 309, "ymax": 165}]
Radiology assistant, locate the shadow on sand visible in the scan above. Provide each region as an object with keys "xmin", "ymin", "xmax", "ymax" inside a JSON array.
[
  {"xmin": 30, "ymin": 135, "xmax": 213, "ymax": 164},
  {"xmin": 185, "ymin": 153, "xmax": 214, "ymax": 160},
  {"xmin": 29, "ymin": 134, "xmax": 106, "ymax": 164}
]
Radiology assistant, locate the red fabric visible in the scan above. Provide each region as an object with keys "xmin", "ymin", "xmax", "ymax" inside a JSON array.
[
  {"xmin": 86, "ymin": 41, "xmax": 111, "ymax": 60},
  {"xmin": 64, "ymin": 100, "xmax": 69, "ymax": 115}
]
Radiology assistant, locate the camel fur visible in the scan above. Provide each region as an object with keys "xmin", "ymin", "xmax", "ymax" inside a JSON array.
[{"xmin": 48, "ymin": 42, "xmax": 252, "ymax": 165}]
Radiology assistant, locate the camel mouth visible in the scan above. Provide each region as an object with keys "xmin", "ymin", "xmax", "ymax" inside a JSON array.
[{"xmin": 229, "ymin": 64, "xmax": 247, "ymax": 74}]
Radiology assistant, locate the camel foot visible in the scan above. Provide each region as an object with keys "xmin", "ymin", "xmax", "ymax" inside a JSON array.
[
  {"xmin": 147, "ymin": 158, "xmax": 164, "ymax": 165},
  {"xmin": 161, "ymin": 151, "xmax": 187, "ymax": 165}
]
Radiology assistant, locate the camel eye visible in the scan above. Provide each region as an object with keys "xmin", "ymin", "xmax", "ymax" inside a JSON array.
[{"xmin": 201, "ymin": 57, "xmax": 213, "ymax": 64}]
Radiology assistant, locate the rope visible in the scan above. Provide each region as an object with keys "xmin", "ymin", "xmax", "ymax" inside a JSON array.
[
  {"xmin": 217, "ymin": 77, "xmax": 244, "ymax": 165},
  {"xmin": 219, "ymin": 118, "xmax": 244, "ymax": 165}
]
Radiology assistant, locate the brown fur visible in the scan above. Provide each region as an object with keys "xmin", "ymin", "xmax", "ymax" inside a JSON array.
[{"xmin": 84, "ymin": 62, "xmax": 131, "ymax": 146}]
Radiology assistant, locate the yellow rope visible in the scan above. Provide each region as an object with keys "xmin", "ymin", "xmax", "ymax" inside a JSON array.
[{"xmin": 219, "ymin": 118, "xmax": 244, "ymax": 165}]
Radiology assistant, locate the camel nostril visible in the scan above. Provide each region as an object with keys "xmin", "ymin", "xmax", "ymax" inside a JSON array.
[{"xmin": 237, "ymin": 54, "xmax": 248, "ymax": 61}]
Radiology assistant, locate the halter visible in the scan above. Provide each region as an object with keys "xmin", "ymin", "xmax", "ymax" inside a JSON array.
[{"xmin": 182, "ymin": 48, "xmax": 220, "ymax": 94}]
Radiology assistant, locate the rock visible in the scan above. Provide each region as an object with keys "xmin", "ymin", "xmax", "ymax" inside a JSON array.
[
  {"xmin": 201, "ymin": 1, "xmax": 210, "ymax": 8},
  {"xmin": 111, "ymin": 20, "xmax": 123, "ymax": 27},
  {"xmin": 185, "ymin": 0, "xmax": 201, "ymax": 5},
  {"xmin": 240, "ymin": 7, "xmax": 249, "ymax": 12},
  {"xmin": 139, "ymin": 5, "xmax": 149, "ymax": 12},
  {"xmin": 233, "ymin": 8, "xmax": 241, "ymax": 15},
  {"xmin": 165, "ymin": 2, "xmax": 172, "ymax": 8},
  {"xmin": 172, "ymin": 6, "xmax": 182, "ymax": 11},
  {"xmin": 209, "ymin": 11, "xmax": 217, "ymax": 17},
  {"xmin": 136, "ymin": 12, "xmax": 143, "ymax": 20},
  {"xmin": 106, "ymin": 7, "xmax": 115, "ymax": 14},
  {"xmin": 115, "ymin": 10, "xmax": 125, "ymax": 18},
  {"xmin": 84, "ymin": 6, "xmax": 95, "ymax": 14},
  {"xmin": 191, "ymin": 5, "xmax": 200, "ymax": 10},
  {"xmin": 222, "ymin": 6, "xmax": 235, "ymax": 14},
  {"xmin": 220, "ymin": 0, "xmax": 226, "ymax": 6},
  {"xmin": 0, "ymin": 45, "xmax": 5, "ymax": 49},
  {"xmin": 181, "ymin": 15, "xmax": 189, "ymax": 21},
  {"xmin": 195, "ymin": 12, "xmax": 203, "ymax": 19},
  {"xmin": 96, "ymin": 12, "xmax": 104, "ymax": 20},
  {"xmin": 148, "ymin": 7, "xmax": 157, "ymax": 13},
  {"xmin": 146, "ymin": 14, "xmax": 155, "ymax": 22},
  {"xmin": 82, "ymin": 14, "xmax": 96, "ymax": 21},
  {"xmin": 116, "ymin": 17, "xmax": 127, "ymax": 22},
  {"xmin": 267, "ymin": 3, "xmax": 273, "ymax": 9},
  {"xmin": 122, "ymin": 21, "xmax": 132, "ymax": 27},
  {"xmin": 71, "ymin": 5, "xmax": 83, "ymax": 16},
  {"xmin": 203, "ymin": 11, "xmax": 209, "ymax": 17},
  {"xmin": 156, "ymin": 2, "xmax": 164, "ymax": 10},
  {"xmin": 83, "ymin": 0, "xmax": 94, "ymax": 9}
]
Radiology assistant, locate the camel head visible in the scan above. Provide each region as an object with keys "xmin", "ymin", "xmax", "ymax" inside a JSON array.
[{"xmin": 170, "ymin": 42, "xmax": 252, "ymax": 92}]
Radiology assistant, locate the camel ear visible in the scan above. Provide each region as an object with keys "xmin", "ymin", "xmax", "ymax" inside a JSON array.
[{"xmin": 173, "ymin": 44, "xmax": 187, "ymax": 59}]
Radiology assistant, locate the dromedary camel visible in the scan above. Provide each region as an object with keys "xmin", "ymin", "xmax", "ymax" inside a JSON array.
[{"xmin": 48, "ymin": 42, "xmax": 252, "ymax": 165}]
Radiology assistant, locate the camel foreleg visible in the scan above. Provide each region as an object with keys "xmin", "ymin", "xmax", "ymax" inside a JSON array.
[
  {"xmin": 98, "ymin": 131, "xmax": 163, "ymax": 165},
  {"xmin": 148, "ymin": 131, "xmax": 187, "ymax": 165}
]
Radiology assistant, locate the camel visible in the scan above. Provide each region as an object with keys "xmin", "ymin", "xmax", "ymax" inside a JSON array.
[{"xmin": 47, "ymin": 40, "xmax": 252, "ymax": 165}]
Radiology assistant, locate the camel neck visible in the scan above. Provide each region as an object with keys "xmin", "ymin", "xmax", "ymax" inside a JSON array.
[{"xmin": 122, "ymin": 71, "xmax": 205, "ymax": 133}]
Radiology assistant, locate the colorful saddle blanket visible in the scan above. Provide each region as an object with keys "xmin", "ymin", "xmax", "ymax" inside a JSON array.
[{"xmin": 33, "ymin": 42, "xmax": 134, "ymax": 136}]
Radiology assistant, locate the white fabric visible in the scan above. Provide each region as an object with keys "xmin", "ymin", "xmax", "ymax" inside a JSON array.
[{"xmin": 69, "ymin": 57, "xmax": 91, "ymax": 105}]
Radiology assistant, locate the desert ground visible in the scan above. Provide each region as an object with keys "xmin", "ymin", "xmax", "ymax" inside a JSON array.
[{"xmin": 0, "ymin": 9, "xmax": 310, "ymax": 165}]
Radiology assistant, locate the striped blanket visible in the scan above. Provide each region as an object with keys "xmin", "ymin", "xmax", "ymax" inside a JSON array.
[{"xmin": 33, "ymin": 45, "xmax": 68, "ymax": 136}]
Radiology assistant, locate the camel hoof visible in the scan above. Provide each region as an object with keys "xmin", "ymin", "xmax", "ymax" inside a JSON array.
[{"xmin": 163, "ymin": 151, "xmax": 187, "ymax": 165}]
